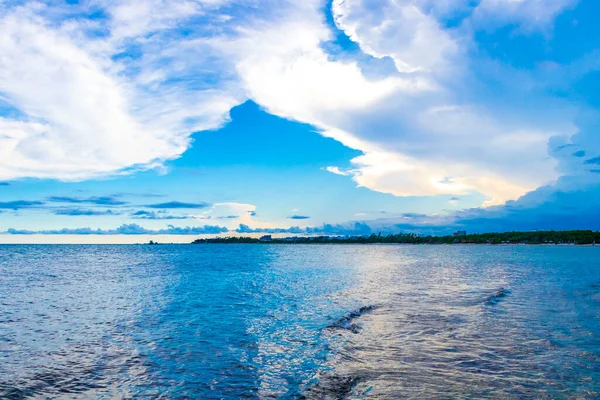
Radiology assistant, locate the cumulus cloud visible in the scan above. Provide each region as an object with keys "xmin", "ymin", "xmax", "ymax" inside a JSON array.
[
  {"xmin": 0, "ymin": 0, "xmax": 241, "ymax": 181},
  {"xmin": 236, "ymin": 224, "xmax": 303, "ymax": 234},
  {"xmin": 235, "ymin": 221, "xmax": 374, "ymax": 236},
  {"xmin": 221, "ymin": 0, "xmax": 575, "ymax": 206},
  {"xmin": 0, "ymin": 0, "xmax": 594, "ymax": 213},
  {"xmin": 131, "ymin": 210, "xmax": 189, "ymax": 220},
  {"xmin": 5, "ymin": 223, "xmax": 228, "ymax": 235},
  {"xmin": 55, "ymin": 208, "xmax": 117, "ymax": 216},
  {"xmin": 332, "ymin": 0, "xmax": 458, "ymax": 73},
  {"xmin": 338, "ymin": 180, "xmax": 600, "ymax": 234}
]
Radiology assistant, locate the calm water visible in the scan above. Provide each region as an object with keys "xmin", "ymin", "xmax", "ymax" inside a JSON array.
[{"xmin": 1, "ymin": 244, "xmax": 599, "ymax": 399}]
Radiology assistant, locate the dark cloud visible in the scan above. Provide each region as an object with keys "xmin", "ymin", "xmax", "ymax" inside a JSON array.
[
  {"xmin": 5, "ymin": 224, "xmax": 228, "ymax": 235},
  {"xmin": 55, "ymin": 209, "xmax": 117, "ymax": 216},
  {"xmin": 450, "ymin": 197, "xmax": 460, "ymax": 201},
  {"xmin": 288, "ymin": 215, "xmax": 310, "ymax": 220},
  {"xmin": 235, "ymin": 222, "xmax": 373, "ymax": 236},
  {"xmin": 0, "ymin": 182, "xmax": 9, "ymax": 186},
  {"xmin": 401, "ymin": 213, "xmax": 427, "ymax": 218},
  {"xmin": 48, "ymin": 196, "xmax": 127, "ymax": 206},
  {"xmin": 555, "ymin": 144, "xmax": 576, "ymax": 151},
  {"xmin": 114, "ymin": 192, "xmax": 167, "ymax": 198},
  {"xmin": 132, "ymin": 210, "xmax": 189, "ymax": 220},
  {"xmin": 248, "ymin": 211, "xmax": 257, "ymax": 217},
  {"xmin": 145, "ymin": 201, "xmax": 211, "ymax": 209},
  {"xmin": 452, "ymin": 186, "xmax": 600, "ymax": 232},
  {"xmin": 215, "ymin": 215, "xmax": 239, "ymax": 219},
  {"xmin": 0, "ymin": 200, "xmax": 44, "ymax": 210},
  {"xmin": 307, "ymin": 222, "xmax": 373, "ymax": 236},
  {"xmin": 584, "ymin": 157, "xmax": 600, "ymax": 165},
  {"xmin": 113, "ymin": 224, "xmax": 227, "ymax": 235},
  {"xmin": 573, "ymin": 150, "xmax": 586, "ymax": 158},
  {"xmin": 236, "ymin": 224, "xmax": 304, "ymax": 234}
]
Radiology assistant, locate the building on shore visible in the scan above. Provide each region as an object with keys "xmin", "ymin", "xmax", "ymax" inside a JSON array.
[{"xmin": 259, "ymin": 235, "xmax": 273, "ymax": 242}]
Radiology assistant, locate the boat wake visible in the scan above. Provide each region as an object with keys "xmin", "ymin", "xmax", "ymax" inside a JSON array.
[
  {"xmin": 482, "ymin": 288, "xmax": 510, "ymax": 305},
  {"xmin": 325, "ymin": 305, "xmax": 378, "ymax": 334}
]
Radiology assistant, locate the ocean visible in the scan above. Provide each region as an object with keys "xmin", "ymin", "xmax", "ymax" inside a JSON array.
[{"xmin": 1, "ymin": 244, "xmax": 599, "ymax": 398}]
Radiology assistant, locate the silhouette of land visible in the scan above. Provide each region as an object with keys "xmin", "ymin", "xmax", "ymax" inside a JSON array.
[{"xmin": 190, "ymin": 230, "xmax": 600, "ymax": 245}]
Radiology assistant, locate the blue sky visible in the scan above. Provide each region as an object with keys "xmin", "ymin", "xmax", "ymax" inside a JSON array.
[{"xmin": 0, "ymin": 0, "xmax": 599, "ymax": 242}]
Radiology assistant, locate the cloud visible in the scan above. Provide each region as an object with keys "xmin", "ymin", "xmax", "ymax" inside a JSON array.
[
  {"xmin": 234, "ymin": 221, "xmax": 374, "ymax": 236},
  {"xmin": 288, "ymin": 215, "xmax": 310, "ymax": 220},
  {"xmin": 0, "ymin": 1, "xmax": 241, "ymax": 181},
  {"xmin": 320, "ymin": 176, "xmax": 600, "ymax": 234},
  {"xmin": 0, "ymin": 200, "xmax": 44, "ymax": 209},
  {"xmin": 584, "ymin": 157, "xmax": 600, "ymax": 165},
  {"xmin": 324, "ymin": 166, "xmax": 351, "ymax": 176},
  {"xmin": 236, "ymin": 224, "xmax": 304, "ymax": 234},
  {"xmin": 145, "ymin": 201, "xmax": 211, "ymax": 209},
  {"xmin": 221, "ymin": 0, "xmax": 575, "ymax": 207},
  {"xmin": 332, "ymin": 0, "xmax": 458, "ymax": 73},
  {"xmin": 48, "ymin": 196, "xmax": 127, "ymax": 206},
  {"xmin": 116, "ymin": 224, "xmax": 228, "ymax": 235},
  {"xmin": 0, "ymin": 182, "xmax": 9, "ymax": 186},
  {"xmin": 215, "ymin": 215, "xmax": 239, "ymax": 220},
  {"xmin": 0, "ymin": 0, "xmax": 593, "ymax": 213},
  {"xmin": 329, "ymin": 149, "xmax": 538, "ymax": 207},
  {"xmin": 115, "ymin": 192, "xmax": 167, "ymax": 198},
  {"xmin": 5, "ymin": 223, "xmax": 228, "ymax": 235},
  {"xmin": 472, "ymin": 0, "xmax": 578, "ymax": 30},
  {"xmin": 196, "ymin": 202, "xmax": 260, "ymax": 229},
  {"xmin": 55, "ymin": 209, "xmax": 117, "ymax": 216},
  {"xmin": 132, "ymin": 210, "xmax": 189, "ymax": 220}
]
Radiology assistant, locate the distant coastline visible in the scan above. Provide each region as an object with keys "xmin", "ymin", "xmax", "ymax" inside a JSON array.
[{"xmin": 189, "ymin": 230, "xmax": 600, "ymax": 246}]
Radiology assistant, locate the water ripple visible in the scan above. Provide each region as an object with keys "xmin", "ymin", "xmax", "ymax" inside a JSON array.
[{"xmin": 0, "ymin": 244, "xmax": 599, "ymax": 398}]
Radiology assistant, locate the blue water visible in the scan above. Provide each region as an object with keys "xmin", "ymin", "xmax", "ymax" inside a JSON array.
[{"xmin": 1, "ymin": 244, "xmax": 599, "ymax": 398}]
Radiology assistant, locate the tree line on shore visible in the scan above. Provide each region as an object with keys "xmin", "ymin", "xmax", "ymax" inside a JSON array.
[{"xmin": 191, "ymin": 230, "xmax": 600, "ymax": 245}]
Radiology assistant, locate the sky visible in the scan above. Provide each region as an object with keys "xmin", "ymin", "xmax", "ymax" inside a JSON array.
[{"xmin": 1, "ymin": 0, "xmax": 600, "ymax": 243}]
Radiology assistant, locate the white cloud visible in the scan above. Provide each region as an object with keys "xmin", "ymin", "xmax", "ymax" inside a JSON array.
[
  {"xmin": 324, "ymin": 166, "xmax": 351, "ymax": 176},
  {"xmin": 226, "ymin": 0, "xmax": 580, "ymax": 206},
  {"xmin": 0, "ymin": 1, "xmax": 242, "ymax": 181},
  {"xmin": 473, "ymin": 0, "xmax": 578, "ymax": 29},
  {"xmin": 193, "ymin": 202, "xmax": 285, "ymax": 229},
  {"xmin": 332, "ymin": 0, "xmax": 459, "ymax": 72},
  {"xmin": 328, "ymin": 149, "xmax": 535, "ymax": 207},
  {"xmin": 226, "ymin": 15, "xmax": 427, "ymax": 125},
  {"xmin": 0, "ymin": 0, "xmax": 585, "ymax": 210}
]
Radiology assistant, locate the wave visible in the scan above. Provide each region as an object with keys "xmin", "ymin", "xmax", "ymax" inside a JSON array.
[
  {"xmin": 0, "ymin": 343, "xmax": 149, "ymax": 399},
  {"xmin": 302, "ymin": 375, "xmax": 362, "ymax": 399},
  {"xmin": 482, "ymin": 288, "xmax": 510, "ymax": 305},
  {"xmin": 325, "ymin": 305, "xmax": 378, "ymax": 334}
]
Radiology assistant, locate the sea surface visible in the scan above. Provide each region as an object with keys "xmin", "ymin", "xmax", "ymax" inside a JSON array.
[{"xmin": 1, "ymin": 244, "xmax": 600, "ymax": 399}]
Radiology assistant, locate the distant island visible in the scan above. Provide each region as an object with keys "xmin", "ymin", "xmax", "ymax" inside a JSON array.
[{"xmin": 191, "ymin": 230, "xmax": 600, "ymax": 245}]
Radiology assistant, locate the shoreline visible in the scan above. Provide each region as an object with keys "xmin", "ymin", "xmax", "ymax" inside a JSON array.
[
  {"xmin": 191, "ymin": 230, "xmax": 600, "ymax": 246},
  {"xmin": 188, "ymin": 242, "xmax": 598, "ymax": 247}
]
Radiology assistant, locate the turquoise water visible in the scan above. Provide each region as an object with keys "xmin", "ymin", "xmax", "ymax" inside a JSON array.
[{"xmin": 1, "ymin": 244, "xmax": 599, "ymax": 398}]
